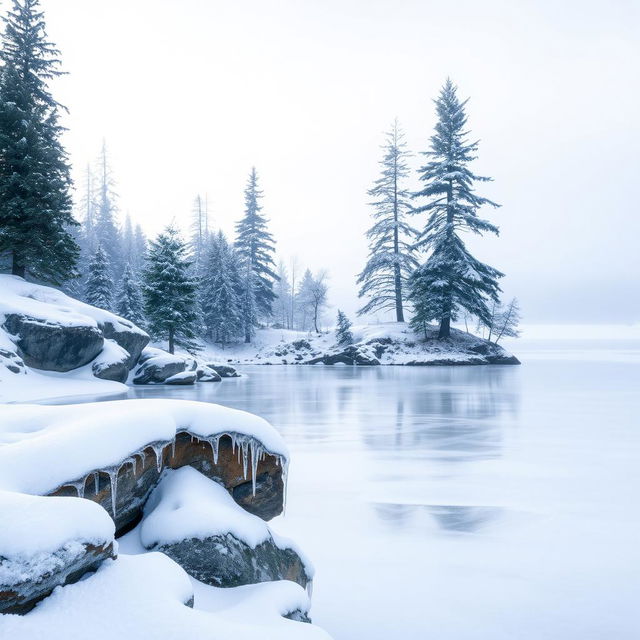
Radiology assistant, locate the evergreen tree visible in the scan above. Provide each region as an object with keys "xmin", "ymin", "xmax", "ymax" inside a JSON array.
[
  {"xmin": 200, "ymin": 232, "xmax": 243, "ymax": 346},
  {"xmin": 239, "ymin": 261, "xmax": 257, "ymax": 344},
  {"xmin": 116, "ymin": 262, "xmax": 145, "ymax": 328},
  {"xmin": 274, "ymin": 260, "xmax": 292, "ymax": 329},
  {"xmin": 410, "ymin": 79, "xmax": 503, "ymax": 339},
  {"xmin": 335, "ymin": 310, "xmax": 354, "ymax": 346},
  {"xmin": 235, "ymin": 167, "xmax": 278, "ymax": 323},
  {"xmin": 190, "ymin": 194, "xmax": 208, "ymax": 274},
  {"xmin": 357, "ymin": 120, "xmax": 418, "ymax": 322},
  {"xmin": 94, "ymin": 141, "xmax": 122, "ymax": 277},
  {"xmin": 133, "ymin": 224, "xmax": 147, "ymax": 273},
  {"xmin": 142, "ymin": 225, "xmax": 200, "ymax": 354},
  {"xmin": 0, "ymin": 0, "xmax": 79, "ymax": 283},
  {"xmin": 85, "ymin": 244, "xmax": 113, "ymax": 310}
]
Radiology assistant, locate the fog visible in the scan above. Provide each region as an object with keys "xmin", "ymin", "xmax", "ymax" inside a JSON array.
[{"xmin": 38, "ymin": 0, "xmax": 640, "ymax": 323}]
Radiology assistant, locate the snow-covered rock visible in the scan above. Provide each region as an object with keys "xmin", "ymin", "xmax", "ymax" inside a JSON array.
[
  {"xmin": 0, "ymin": 553, "xmax": 331, "ymax": 639},
  {"xmin": 132, "ymin": 347, "xmax": 192, "ymax": 384},
  {"xmin": 0, "ymin": 492, "xmax": 116, "ymax": 614},
  {"xmin": 91, "ymin": 339, "xmax": 130, "ymax": 383},
  {"xmin": 0, "ymin": 399, "xmax": 290, "ymax": 615},
  {"xmin": 0, "ymin": 275, "xmax": 149, "ymax": 376},
  {"xmin": 140, "ymin": 467, "xmax": 311, "ymax": 589},
  {"xmin": 197, "ymin": 364, "xmax": 222, "ymax": 382},
  {"xmin": 212, "ymin": 323, "xmax": 520, "ymax": 367},
  {"xmin": 205, "ymin": 362, "xmax": 240, "ymax": 378}
]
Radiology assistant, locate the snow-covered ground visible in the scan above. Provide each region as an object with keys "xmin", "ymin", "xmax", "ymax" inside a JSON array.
[{"xmin": 198, "ymin": 322, "xmax": 517, "ymax": 366}]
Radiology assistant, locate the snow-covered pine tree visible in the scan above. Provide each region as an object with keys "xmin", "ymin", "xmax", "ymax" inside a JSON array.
[
  {"xmin": 410, "ymin": 79, "xmax": 503, "ymax": 339},
  {"xmin": 85, "ymin": 244, "xmax": 113, "ymax": 311},
  {"xmin": 295, "ymin": 269, "xmax": 315, "ymax": 331},
  {"xmin": 200, "ymin": 231, "xmax": 243, "ymax": 346},
  {"xmin": 116, "ymin": 262, "xmax": 146, "ymax": 328},
  {"xmin": 335, "ymin": 310, "xmax": 354, "ymax": 346},
  {"xmin": 94, "ymin": 141, "xmax": 122, "ymax": 277},
  {"xmin": 142, "ymin": 225, "xmax": 200, "ymax": 354},
  {"xmin": 0, "ymin": 0, "xmax": 79, "ymax": 283},
  {"xmin": 190, "ymin": 194, "xmax": 209, "ymax": 274},
  {"xmin": 235, "ymin": 168, "xmax": 278, "ymax": 324},
  {"xmin": 357, "ymin": 119, "xmax": 418, "ymax": 322},
  {"xmin": 239, "ymin": 260, "xmax": 258, "ymax": 343}
]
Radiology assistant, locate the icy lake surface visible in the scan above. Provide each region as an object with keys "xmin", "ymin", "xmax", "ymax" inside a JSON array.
[{"xmin": 47, "ymin": 338, "xmax": 640, "ymax": 639}]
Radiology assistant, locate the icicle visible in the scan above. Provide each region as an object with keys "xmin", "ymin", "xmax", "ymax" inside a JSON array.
[
  {"xmin": 108, "ymin": 468, "xmax": 118, "ymax": 518},
  {"xmin": 171, "ymin": 439, "xmax": 176, "ymax": 459},
  {"xmin": 209, "ymin": 435, "xmax": 220, "ymax": 465},
  {"xmin": 78, "ymin": 477, "xmax": 86, "ymax": 499},
  {"xmin": 280, "ymin": 456, "xmax": 290, "ymax": 515},
  {"xmin": 306, "ymin": 580, "xmax": 314, "ymax": 599},
  {"xmin": 241, "ymin": 439, "xmax": 249, "ymax": 480},
  {"xmin": 151, "ymin": 443, "xmax": 165, "ymax": 473},
  {"xmin": 250, "ymin": 440, "xmax": 263, "ymax": 496},
  {"xmin": 94, "ymin": 472, "xmax": 99, "ymax": 494}
]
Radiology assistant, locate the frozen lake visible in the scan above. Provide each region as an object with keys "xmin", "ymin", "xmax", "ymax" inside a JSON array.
[{"xmin": 47, "ymin": 338, "xmax": 640, "ymax": 639}]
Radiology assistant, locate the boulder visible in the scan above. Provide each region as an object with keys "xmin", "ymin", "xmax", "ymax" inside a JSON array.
[
  {"xmin": 50, "ymin": 430, "xmax": 285, "ymax": 534},
  {"xmin": 2, "ymin": 314, "xmax": 104, "ymax": 372},
  {"xmin": 91, "ymin": 339, "xmax": 130, "ymax": 383},
  {"xmin": 132, "ymin": 347, "xmax": 188, "ymax": 384},
  {"xmin": 165, "ymin": 371, "xmax": 197, "ymax": 385},
  {"xmin": 205, "ymin": 363, "xmax": 240, "ymax": 378},
  {"xmin": 0, "ymin": 541, "xmax": 115, "ymax": 614},
  {"xmin": 155, "ymin": 534, "xmax": 309, "ymax": 589},
  {"xmin": 197, "ymin": 365, "xmax": 222, "ymax": 382},
  {"xmin": 306, "ymin": 344, "xmax": 380, "ymax": 366},
  {"xmin": 100, "ymin": 320, "xmax": 149, "ymax": 368},
  {"xmin": 140, "ymin": 468, "xmax": 311, "ymax": 590}
]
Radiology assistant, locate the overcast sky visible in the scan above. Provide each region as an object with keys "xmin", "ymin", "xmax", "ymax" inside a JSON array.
[{"xmin": 34, "ymin": 0, "xmax": 640, "ymax": 324}]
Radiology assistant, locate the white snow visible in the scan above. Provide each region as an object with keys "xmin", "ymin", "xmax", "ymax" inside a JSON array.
[
  {"xmin": 0, "ymin": 399, "xmax": 288, "ymax": 496},
  {"xmin": 141, "ymin": 467, "xmax": 273, "ymax": 549},
  {"xmin": 0, "ymin": 553, "xmax": 330, "ymax": 640},
  {"xmin": 0, "ymin": 274, "xmax": 145, "ymax": 334}
]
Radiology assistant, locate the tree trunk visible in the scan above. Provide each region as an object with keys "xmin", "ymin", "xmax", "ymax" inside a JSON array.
[
  {"xmin": 12, "ymin": 252, "xmax": 25, "ymax": 278},
  {"xmin": 392, "ymin": 153, "xmax": 404, "ymax": 323},
  {"xmin": 168, "ymin": 327, "xmax": 175, "ymax": 354},
  {"xmin": 244, "ymin": 322, "xmax": 251, "ymax": 344},
  {"xmin": 438, "ymin": 316, "xmax": 451, "ymax": 339},
  {"xmin": 439, "ymin": 180, "xmax": 454, "ymax": 340}
]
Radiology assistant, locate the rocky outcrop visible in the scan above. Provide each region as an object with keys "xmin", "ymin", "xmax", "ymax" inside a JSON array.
[
  {"xmin": 155, "ymin": 534, "xmax": 309, "ymax": 589},
  {"xmin": 306, "ymin": 344, "xmax": 380, "ymax": 366},
  {"xmin": 132, "ymin": 347, "xmax": 191, "ymax": 385},
  {"xmin": 0, "ymin": 541, "xmax": 115, "ymax": 614},
  {"xmin": 196, "ymin": 365, "xmax": 222, "ymax": 382},
  {"xmin": 91, "ymin": 339, "xmax": 131, "ymax": 383},
  {"xmin": 2, "ymin": 314, "xmax": 104, "ymax": 372},
  {"xmin": 100, "ymin": 320, "xmax": 148, "ymax": 369},
  {"xmin": 205, "ymin": 363, "xmax": 240, "ymax": 378},
  {"xmin": 50, "ymin": 431, "xmax": 285, "ymax": 534}
]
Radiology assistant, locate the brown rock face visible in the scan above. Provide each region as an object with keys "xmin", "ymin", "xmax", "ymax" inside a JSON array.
[{"xmin": 50, "ymin": 432, "xmax": 285, "ymax": 535}]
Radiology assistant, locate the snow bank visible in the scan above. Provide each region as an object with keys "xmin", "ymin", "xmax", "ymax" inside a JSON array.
[
  {"xmin": 0, "ymin": 275, "xmax": 143, "ymax": 334},
  {"xmin": 0, "ymin": 399, "xmax": 288, "ymax": 496},
  {"xmin": 0, "ymin": 553, "xmax": 331, "ymax": 640},
  {"xmin": 141, "ymin": 467, "xmax": 273, "ymax": 549}
]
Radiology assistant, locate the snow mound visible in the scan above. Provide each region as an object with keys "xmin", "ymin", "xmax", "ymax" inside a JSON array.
[
  {"xmin": 0, "ymin": 399, "xmax": 288, "ymax": 496},
  {"xmin": 0, "ymin": 553, "xmax": 331, "ymax": 639}
]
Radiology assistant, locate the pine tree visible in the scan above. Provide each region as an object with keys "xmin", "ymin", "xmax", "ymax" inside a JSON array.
[
  {"xmin": 235, "ymin": 167, "xmax": 278, "ymax": 325},
  {"xmin": 85, "ymin": 244, "xmax": 113, "ymax": 310},
  {"xmin": 142, "ymin": 225, "xmax": 200, "ymax": 354},
  {"xmin": 190, "ymin": 194, "xmax": 208, "ymax": 274},
  {"xmin": 200, "ymin": 231, "xmax": 243, "ymax": 346},
  {"xmin": 0, "ymin": 0, "xmax": 79, "ymax": 283},
  {"xmin": 357, "ymin": 120, "xmax": 418, "ymax": 322},
  {"xmin": 116, "ymin": 262, "xmax": 145, "ymax": 328},
  {"xmin": 335, "ymin": 310, "xmax": 354, "ymax": 346},
  {"xmin": 94, "ymin": 141, "xmax": 122, "ymax": 277},
  {"xmin": 274, "ymin": 260, "xmax": 292, "ymax": 329},
  {"xmin": 410, "ymin": 79, "xmax": 503, "ymax": 339},
  {"xmin": 239, "ymin": 261, "xmax": 257, "ymax": 344},
  {"xmin": 133, "ymin": 224, "xmax": 147, "ymax": 273}
]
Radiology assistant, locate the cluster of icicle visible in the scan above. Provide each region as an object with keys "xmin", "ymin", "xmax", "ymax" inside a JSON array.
[{"xmin": 61, "ymin": 430, "xmax": 288, "ymax": 519}]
